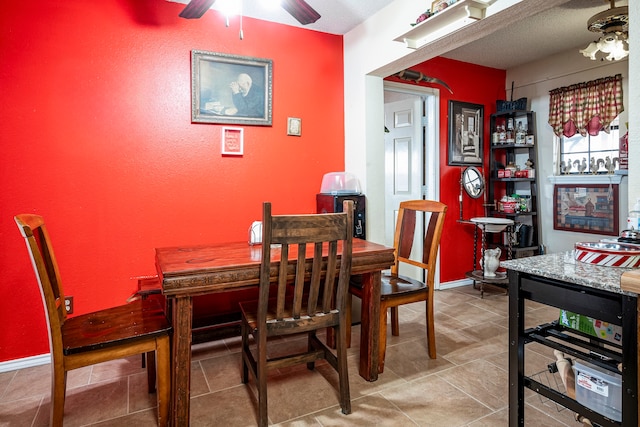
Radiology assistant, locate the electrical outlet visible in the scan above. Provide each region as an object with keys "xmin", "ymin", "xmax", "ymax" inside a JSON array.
[{"xmin": 64, "ymin": 296, "xmax": 74, "ymax": 314}]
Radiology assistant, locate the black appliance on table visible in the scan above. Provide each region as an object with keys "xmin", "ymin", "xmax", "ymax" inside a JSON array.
[{"xmin": 316, "ymin": 193, "xmax": 366, "ymax": 240}]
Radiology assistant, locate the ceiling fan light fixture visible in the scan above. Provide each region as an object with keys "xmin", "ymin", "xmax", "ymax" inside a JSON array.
[
  {"xmin": 281, "ymin": 0, "xmax": 321, "ymax": 25},
  {"xmin": 579, "ymin": 2, "xmax": 629, "ymax": 61}
]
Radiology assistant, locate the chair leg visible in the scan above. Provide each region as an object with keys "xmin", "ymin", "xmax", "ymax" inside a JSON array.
[
  {"xmin": 336, "ymin": 323, "xmax": 351, "ymax": 415},
  {"xmin": 307, "ymin": 332, "xmax": 316, "ymax": 370},
  {"xmin": 257, "ymin": 333, "xmax": 268, "ymax": 427},
  {"xmin": 426, "ymin": 297, "xmax": 436, "ymax": 359},
  {"xmin": 155, "ymin": 336, "xmax": 170, "ymax": 427},
  {"xmin": 390, "ymin": 306, "xmax": 400, "ymax": 336},
  {"xmin": 378, "ymin": 305, "xmax": 388, "ymax": 373},
  {"xmin": 51, "ymin": 366, "xmax": 67, "ymax": 426},
  {"xmin": 241, "ymin": 321, "xmax": 249, "ymax": 384},
  {"xmin": 146, "ymin": 351, "xmax": 157, "ymax": 393},
  {"xmin": 345, "ymin": 292, "xmax": 352, "ymax": 348}
]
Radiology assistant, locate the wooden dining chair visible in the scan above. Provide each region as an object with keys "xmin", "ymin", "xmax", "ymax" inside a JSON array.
[
  {"xmin": 14, "ymin": 214, "xmax": 171, "ymax": 427},
  {"xmin": 239, "ymin": 201, "xmax": 353, "ymax": 427},
  {"xmin": 350, "ymin": 199, "xmax": 447, "ymax": 372}
]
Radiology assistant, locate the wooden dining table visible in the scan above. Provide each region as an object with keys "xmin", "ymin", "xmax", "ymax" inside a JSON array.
[{"xmin": 155, "ymin": 238, "xmax": 395, "ymax": 426}]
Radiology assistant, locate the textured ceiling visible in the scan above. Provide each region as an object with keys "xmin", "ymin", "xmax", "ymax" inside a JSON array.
[
  {"xmin": 168, "ymin": 0, "xmax": 629, "ymax": 70},
  {"xmin": 167, "ymin": 0, "xmax": 396, "ymax": 35},
  {"xmin": 443, "ymin": 0, "xmax": 629, "ymax": 69}
]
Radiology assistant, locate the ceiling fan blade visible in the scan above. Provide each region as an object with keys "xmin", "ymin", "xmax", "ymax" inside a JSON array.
[
  {"xmin": 179, "ymin": 0, "xmax": 217, "ymax": 19},
  {"xmin": 281, "ymin": 0, "xmax": 321, "ymax": 25}
]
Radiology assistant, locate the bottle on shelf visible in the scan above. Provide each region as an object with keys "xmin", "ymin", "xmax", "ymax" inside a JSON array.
[
  {"xmin": 628, "ymin": 198, "xmax": 640, "ymax": 230},
  {"xmin": 515, "ymin": 121, "xmax": 526, "ymax": 144},
  {"xmin": 506, "ymin": 119, "xmax": 515, "ymax": 143}
]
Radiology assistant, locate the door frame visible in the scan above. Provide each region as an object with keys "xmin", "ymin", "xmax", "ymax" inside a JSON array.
[{"xmin": 383, "ymin": 81, "xmax": 441, "ymax": 288}]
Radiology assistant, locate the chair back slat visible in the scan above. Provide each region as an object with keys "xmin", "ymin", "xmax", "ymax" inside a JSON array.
[
  {"xmin": 322, "ymin": 240, "xmax": 338, "ymax": 312},
  {"xmin": 276, "ymin": 242, "xmax": 290, "ymax": 319},
  {"xmin": 397, "ymin": 209, "xmax": 417, "ymax": 261},
  {"xmin": 258, "ymin": 201, "xmax": 353, "ymax": 326},
  {"xmin": 306, "ymin": 242, "xmax": 323, "ymax": 314},
  {"xmin": 392, "ymin": 200, "xmax": 447, "ymax": 281}
]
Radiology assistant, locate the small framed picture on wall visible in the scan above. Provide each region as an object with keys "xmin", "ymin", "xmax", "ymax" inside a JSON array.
[
  {"xmin": 221, "ymin": 127, "xmax": 244, "ymax": 156},
  {"xmin": 287, "ymin": 117, "xmax": 301, "ymax": 136}
]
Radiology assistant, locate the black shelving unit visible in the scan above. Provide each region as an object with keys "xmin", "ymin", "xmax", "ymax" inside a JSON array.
[
  {"xmin": 509, "ymin": 270, "xmax": 638, "ymax": 426},
  {"xmin": 488, "ymin": 110, "xmax": 540, "ymax": 258}
]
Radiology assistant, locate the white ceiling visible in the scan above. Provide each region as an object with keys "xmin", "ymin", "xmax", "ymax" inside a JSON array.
[
  {"xmin": 168, "ymin": 0, "xmax": 396, "ymax": 34},
  {"xmin": 169, "ymin": 0, "xmax": 628, "ymax": 71}
]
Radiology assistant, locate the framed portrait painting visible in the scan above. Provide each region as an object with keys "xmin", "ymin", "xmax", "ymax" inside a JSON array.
[
  {"xmin": 191, "ymin": 50, "xmax": 272, "ymax": 126},
  {"xmin": 448, "ymin": 100, "xmax": 483, "ymax": 166},
  {"xmin": 553, "ymin": 184, "xmax": 619, "ymax": 236}
]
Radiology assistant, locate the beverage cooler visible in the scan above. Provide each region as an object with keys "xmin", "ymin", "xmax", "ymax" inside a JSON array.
[
  {"xmin": 316, "ymin": 194, "xmax": 366, "ymax": 239},
  {"xmin": 315, "ymin": 172, "xmax": 366, "ymax": 239},
  {"xmin": 316, "ymin": 172, "xmax": 366, "ymax": 323}
]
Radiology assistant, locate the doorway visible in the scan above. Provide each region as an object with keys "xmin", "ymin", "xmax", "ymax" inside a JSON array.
[{"xmin": 383, "ymin": 81, "xmax": 440, "ymax": 287}]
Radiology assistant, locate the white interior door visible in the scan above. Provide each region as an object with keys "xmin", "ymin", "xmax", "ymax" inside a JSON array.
[{"xmin": 384, "ymin": 83, "xmax": 439, "ymax": 285}]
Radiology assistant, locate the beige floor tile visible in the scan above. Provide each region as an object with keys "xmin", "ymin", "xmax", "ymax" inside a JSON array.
[
  {"xmin": 35, "ymin": 378, "xmax": 130, "ymax": 427},
  {"xmin": 380, "ymin": 375, "xmax": 493, "ymax": 426},
  {"xmin": 128, "ymin": 371, "xmax": 159, "ymax": 413},
  {"xmin": 199, "ymin": 352, "xmax": 244, "ymax": 393},
  {"xmin": 0, "ymin": 371, "xmax": 16, "ymax": 400},
  {"xmin": 249, "ymin": 368, "xmax": 346, "ymax": 425},
  {"xmin": 441, "ymin": 333, "xmax": 507, "ymax": 366},
  {"xmin": 433, "ymin": 287, "xmax": 480, "ymax": 306},
  {"xmin": 189, "ymin": 385, "xmax": 257, "ymax": 426},
  {"xmin": 0, "ymin": 286, "xmax": 603, "ymax": 426},
  {"xmin": 383, "ymin": 340, "xmax": 454, "ymax": 381},
  {"xmin": 90, "ymin": 409, "xmax": 161, "ymax": 426},
  {"xmin": 0, "ymin": 395, "xmax": 43, "ymax": 427},
  {"xmin": 467, "ymin": 407, "xmax": 509, "ymax": 426},
  {"xmin": 459, "ymin": 320, "xmax": 508, "ymax": 342},
  {"xmin": 467, "ymin": 294, "xmax": 510, "ymax": 317},
  {"xmin": 313, "ymin": 394, "xmax": 418, "ymax": 426},
  {"xmin": 437, "ymin": 359, "xmax": 508, "ymax": 411},
  {"xmin": 436, "ymin": 301, "xmax": 505, "ymax": 327},
  {"xmin": 90, "ymin": 356, "xmax": 146, "ymax": 384}
]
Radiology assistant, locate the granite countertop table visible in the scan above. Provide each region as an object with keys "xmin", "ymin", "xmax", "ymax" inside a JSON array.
[{"xmin": 501, "ymin": 250, "xmax": 638, "ymax": 296}]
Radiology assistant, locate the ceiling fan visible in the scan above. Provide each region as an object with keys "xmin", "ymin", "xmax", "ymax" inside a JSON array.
[{"xmin": 178, "ymin": 0, "xmax": 321, "ymax": 25}]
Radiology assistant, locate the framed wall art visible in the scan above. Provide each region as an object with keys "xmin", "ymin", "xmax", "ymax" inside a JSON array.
[
  {"xmin": 287, "ymin": 117, "xmax": 301, "ymax": 136},
  {"xmin": 192, "ymin": 50, "xmax": 272, "ymax": 126},
  {"xmin": 448, "ymin": 100, "xmax": 483, "ymax": 166},
  {"xmin": 553, "ymin": 184, "xmax": 619, "ymax": 235},
  {"xmin": 221, "ymin": 127, "xmax": 244, "ymax": 156}
]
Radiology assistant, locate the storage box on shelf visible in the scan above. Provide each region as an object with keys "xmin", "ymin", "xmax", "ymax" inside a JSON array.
[{"xmin": 488, "ymin": 109, "xmax": 540, "ymax": 259}]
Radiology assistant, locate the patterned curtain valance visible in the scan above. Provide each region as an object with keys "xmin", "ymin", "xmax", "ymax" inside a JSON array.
[{"xmin": 548, "ymin": 74, "xmax": 623, "ymax": 138}]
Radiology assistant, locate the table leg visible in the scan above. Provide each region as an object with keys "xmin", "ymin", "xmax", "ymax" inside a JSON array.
[
  {"xmin": 359, "ymin": 271, "xmax": 381, "ymax": 381},
  {"xmin": 508, "ymin": 270, "xmax": 525, "ymax": 426},
  {"xmin": 171, "ymin": 296, "xmax": 193, "ymax": 427}
]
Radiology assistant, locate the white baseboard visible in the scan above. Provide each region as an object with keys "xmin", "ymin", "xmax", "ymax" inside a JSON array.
[
  {"xmin": 438, "ymin": 278, "xmax": 474, "ymax": 290},
  {"xmin": 0, "ymin": 353, "xmax": 50, "ymax": 373}
]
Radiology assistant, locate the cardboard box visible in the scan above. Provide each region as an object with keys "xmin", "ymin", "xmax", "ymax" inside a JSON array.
[{"xmin": 558, "ymin": 310, "xmax": 622, "ymax": 345}]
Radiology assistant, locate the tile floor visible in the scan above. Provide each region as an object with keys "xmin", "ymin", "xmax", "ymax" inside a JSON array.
[{"xmin": 0, "ymin": 285, "xmax": 583, "ymax": 426}]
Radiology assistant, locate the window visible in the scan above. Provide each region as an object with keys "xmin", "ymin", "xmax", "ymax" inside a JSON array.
[{"xmin": 558, "ymin": 116, "xmax": 620, "ymax": 175}]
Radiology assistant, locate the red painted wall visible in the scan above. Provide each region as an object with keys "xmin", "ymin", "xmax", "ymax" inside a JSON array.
[
  {"xmin": 386, "ymin": 57, "xmax": 506, "ymax": 283},
  {"xmin": 0, "ymin": 2, "xmax": 507, "ymax": 363},
  {"xmin": 0, "ymin": 1, "xmax": 345, "ymax": 362}
]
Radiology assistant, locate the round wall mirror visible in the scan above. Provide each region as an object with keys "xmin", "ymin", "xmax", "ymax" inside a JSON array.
[{"xmin": 462, "ymin": 167, "xmax": 485, "ymax": 199}]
